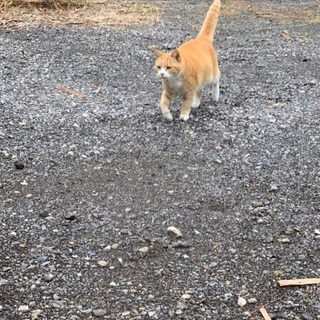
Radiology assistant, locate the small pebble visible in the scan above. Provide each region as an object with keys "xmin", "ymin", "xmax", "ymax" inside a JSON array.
[
  {"xmin": 92, "ymin": 309, "xmax": 107, "ymax": 317},
  {"xmin": 248, "ymin": 298, "xmax": 257, "ymax": 304},
  {"xmin": 0, "ymin": 279, "xmax": 9, "ymax": 285},
  {"xmin": 43, "ymin": 273, "xmax": 55, "ymax": 282},
  {"xmin": 2, "ymin": 150, "xmax": 10, "ymax": 158},
  {"xmin": 224, "ymin": 293, "xmax": 233, "ymax": 301},
  {"xmin": 175, "ymin": 309, "xmax": 183, "ymax": 315},
  {"xmin": 81, "ymin": 308, "xmax": 92, "ymax": 314},
  {"xmin": 138, "ymin": 246, "xmax": 149, "ymax": 253},
  {"xmin": 302, "ymin": 314, "xmax": 313, "ymax": 320},
  {"xmin": 97, "ymin": 260, "xmax": 108, "ymax": 267},
  {"xmin": 18, "ymin": 305, "xmax": 29, "ymax": 312},
  {"xmin": 167, "ymin": 226, "xmax": 182, "ymax": 240},
  {"xmin": 172, "ymin": 241, "xmax": 190, "ymax": 248},
  {"xmin": 64, "ymin": 213, "xmax": 76, "ymax": 221},
  {"xmin": 270, "ymin": 183, "xmax": 278, "ymax": 191},
  {"xmin": 52, "ymin": 302, "xmax": 62, "ymax": 309},
  {"xmin": 148, "ymin": 311, "xmax": 157, "ymax": 317},
  {"xmin": 14, "ymin": 161, "xmax": 25, "ymax": 170},
  {"xmin": 209, "ymin": 262, "xmax": 218, "ymax": 268},
  {"xmin": 120, "ymin": 229, "xmax": 130, "ymax": 235},
  {"xmin": 217, "ymin": 269, "xmax": 226, "ymax": 274},
  {"xmin": 237, "ymin": 296, "xmax": 247, "ymax": 307},
  {"xmin": 31, "ymin": 309, "xmax": 42, "ymax": 319}
]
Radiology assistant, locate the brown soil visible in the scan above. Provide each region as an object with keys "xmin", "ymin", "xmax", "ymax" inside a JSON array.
[
  {"xmin": 1, "ymin": 0, "xmax": 319, "ymax": 30},
  {"xmin": 0, "ymin": 0, "xmax": 160, "ymax": 29}
]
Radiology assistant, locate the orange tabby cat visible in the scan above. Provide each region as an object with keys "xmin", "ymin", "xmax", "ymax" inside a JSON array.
[{"xmin": 154, "ymin": 0, "xmax": 221, "ymax": 121}]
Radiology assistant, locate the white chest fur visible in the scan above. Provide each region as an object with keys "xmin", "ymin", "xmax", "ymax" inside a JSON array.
[{"xmin": 163, "ymin": 78, "xmax": 182, "ymax": 93}]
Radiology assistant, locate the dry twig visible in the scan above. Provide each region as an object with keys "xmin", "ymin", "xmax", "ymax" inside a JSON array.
[
  {"xmin": 278, "ymin": 278, "xmax": 320, "ymax": 287},
  {"xmin": 260, "ymin": 307, "xmax": 272, "ymax": 320}
]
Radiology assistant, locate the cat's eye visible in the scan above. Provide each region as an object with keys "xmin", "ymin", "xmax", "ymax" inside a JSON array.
[
  {"xmin": 166, "ymin": 66, "xmax": 172, "ymax": 70},
  {"xmin": 157, "ymin": 66, "xmax": 161, "ymax": 69}
]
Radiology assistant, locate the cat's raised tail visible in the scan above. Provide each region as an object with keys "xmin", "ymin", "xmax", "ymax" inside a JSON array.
[{"xmin": 197, "ymin": 0, "xmax": 221, "ymax": 40}]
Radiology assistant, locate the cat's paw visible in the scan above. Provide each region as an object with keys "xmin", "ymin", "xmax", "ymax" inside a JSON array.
[
  {"xmin": 163, "ymin": 112, "xmax": 173, "ymax": 121},
  {"xmin": 212, "ymin": 95, "xmax": 219, "ymax": 102},
  {"xmin": 179, "ymin": 114, "xmax": 189, "ymax": 121},
  {"xmin": 192, "ymin": 97, "xmax": 201, "ymax": 108},
  {"xmin": 212, "ymin": 88, "xmax": 220, "ymax": 102}
]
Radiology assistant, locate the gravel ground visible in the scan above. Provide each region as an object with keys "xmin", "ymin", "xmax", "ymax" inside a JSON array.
[{"xmin": 1, "ymin": 0, "xmax": 320, "ymax": 319}]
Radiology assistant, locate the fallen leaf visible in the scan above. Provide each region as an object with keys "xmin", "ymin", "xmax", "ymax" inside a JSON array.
[
  {"xmin": 60, "ymin": 85, "xmax": 87, "ymax": 100},
  {"xmin": 281, "ymin": 32, "xmax": 293, "ymax": 41}
]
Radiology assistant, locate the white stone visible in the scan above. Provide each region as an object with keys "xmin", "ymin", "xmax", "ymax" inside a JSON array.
[
  {"xmin": 31, "ymin": 309, "xmax": 42, "ymax": 320},
  {"xmin": 148, "ymin": 311, "xmax": 157, "ymax": 317},
  {"xmin": 111, "ymin": 243, "xmax": 119, "ymax": 250},
  {"xmin": 237, "ymin": 296, "xmax": 247, "ymax": 307},
  {"xmin": 97, "ymin": 260, "xmax": 108, "ymax": 267},
  {"xmin": 181, "ymin": 293, "xmax": 191, "ymax": 300},
  {"xmin": 167, "ymin": 226, "xmax": 182, "ymax": 239},
  {"xmin": 18, "ymin": 305, "xmax": 29, "ymax": 312},
  {"xmin": 121, "ymin": 311, "xmax": 130, "ymax": 317},
  {"xmin": 138, "ymin": 247, "xmax": 149, "ymax": 253}
]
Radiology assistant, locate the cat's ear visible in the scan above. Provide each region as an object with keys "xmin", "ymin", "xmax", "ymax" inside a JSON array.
[
  {"xmin": 154, "ymin": 48, "xmax": 162, "ymax": 58},
  {"xmin": 171, "ymin": 49, "xmax": 181, "ymax": 62}
]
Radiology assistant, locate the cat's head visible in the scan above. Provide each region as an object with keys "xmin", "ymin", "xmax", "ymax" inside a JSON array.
[{"xmin": 153, "ymin": 48, "xmax": 182, "ymax": 79}]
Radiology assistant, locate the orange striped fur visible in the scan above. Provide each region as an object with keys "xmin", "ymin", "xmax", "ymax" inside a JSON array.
[{"xmin": 154, "ymin": 0, "xmax": 221, "ymax": 121}]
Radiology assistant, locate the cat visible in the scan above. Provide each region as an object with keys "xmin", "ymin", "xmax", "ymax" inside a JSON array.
[{"xmin": 153, "ymin": 0, "xmax": 221, "ymax": 121}]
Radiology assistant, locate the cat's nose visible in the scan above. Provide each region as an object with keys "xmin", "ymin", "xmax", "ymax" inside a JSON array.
[{"xmin": 160, "ymin": 72, "xmax": 165, "ymax": 77}]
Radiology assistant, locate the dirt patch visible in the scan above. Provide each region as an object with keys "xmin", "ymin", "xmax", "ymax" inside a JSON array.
[
  {"xmin": 0, "ymin": 0, "xmax": 160, "ymax": 29},
  {"xmin": 253, "ymin": 5, "xmax": 320, "ymax": 24},
  {"xmin": 1, "ymin": 0, "xmax": 319, "ymax": 30},
  {"xmin": 223, "ymin": 0, "xmax": 320, "ymax": 24}
]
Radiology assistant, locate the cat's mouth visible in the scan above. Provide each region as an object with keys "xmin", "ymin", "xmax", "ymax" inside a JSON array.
[{"xmin": 159, "ymin": 73, "xmax": 168, "ymax": 79}]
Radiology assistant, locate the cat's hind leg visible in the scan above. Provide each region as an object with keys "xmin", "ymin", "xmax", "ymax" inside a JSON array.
[
  {"xmin": 192, "ymin": 88, "xmax": 203, "ymax": 109},
  {"xmin": 160, "ymin": 90, "xmax": 174, "ymax": 121},
  {"xmin": 212, "ymin": 75, "xmax": 220, "ymax": 102}
]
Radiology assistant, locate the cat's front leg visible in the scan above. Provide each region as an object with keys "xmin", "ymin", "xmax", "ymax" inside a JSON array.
[
  {"xmin": 179, "ymin": 93, "xmax": 194, "ymax": 121},
  {"xmin": 160, "ymin": 90, "xmax": 173, "ymax": 121}
]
